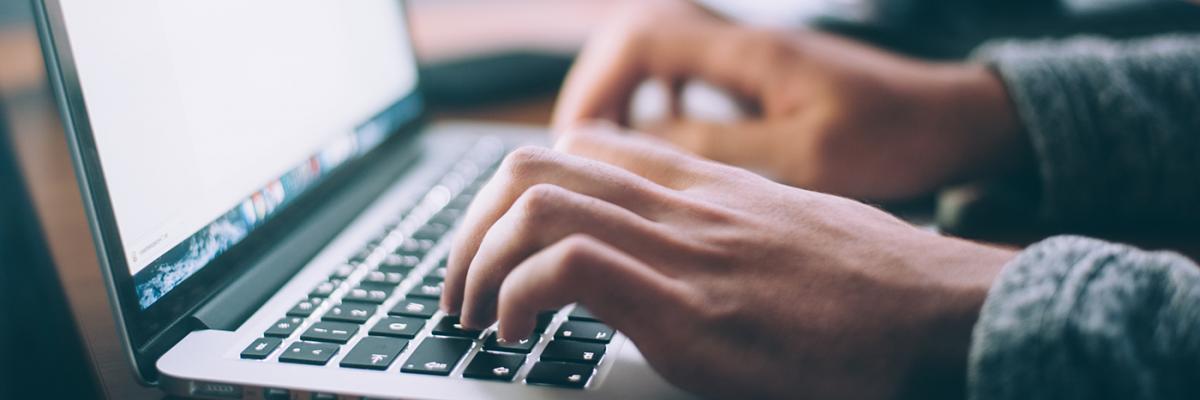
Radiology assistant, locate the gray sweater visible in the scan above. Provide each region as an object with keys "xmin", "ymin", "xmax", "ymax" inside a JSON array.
[{"xmin": 968, "ymin": 35, "xmax": 1200, "ymax": 399}]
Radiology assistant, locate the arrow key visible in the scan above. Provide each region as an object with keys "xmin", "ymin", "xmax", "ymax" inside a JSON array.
[
  {"xmin": 340, "ymin": 337, "xmax": 408, "ymax": 370},
  {"xmin": 463, "ymin": 352, "xmax": 525, "ymax": 381}
]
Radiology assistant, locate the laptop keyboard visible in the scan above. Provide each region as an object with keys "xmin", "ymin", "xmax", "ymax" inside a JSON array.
[{"xmin": 239, "ymin": 140, "xmax": 617, "ymax": 391}]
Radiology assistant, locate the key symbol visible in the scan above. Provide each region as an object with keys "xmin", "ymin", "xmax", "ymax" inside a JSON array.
[
  {"xmin": 424, "ymin": 361, "xmax": 448, "ymax": 370},
  {"xmin": 370, "ymin": 354, "xmax": 387, "ymax": 364},
  {"xmin": 582, "ymin": 352, "xmax": 594, "ymax": 361},
  {"xmin": 595, "ymin": 331, "xmax": 608, "ymax": 339},
  {"xmin": 254, "ymin": 342, "xmax": 268, "ymax": 351},
  {"xmin": 389, "ymin": 323, "xmax": 408, "ymax": 330},
  {"xmin": 406, "ymin": 303, "xmax": 425, "ymax": 312},
  {"xmin": 351, "ymin": 309, "xmax": 368, "ymax": 317},
  {"xmin": 567, "ymin": 374, "xmax": 582, "ymax": 383},
  {"xmin": 492, "ymin": 367, "xmax": 510, "ymax": 376},
  {"xmin": 312, "ymin": 349, "xmax": 323, "ymax": 355},
  {"xmin": 563, "ymin": 330, "xmax": 573, "ymax": 337}
]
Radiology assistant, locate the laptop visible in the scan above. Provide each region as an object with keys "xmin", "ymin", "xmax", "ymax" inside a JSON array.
[{"xmin": 33, "ymin": 1, "xmax": 691, "ymax": 399}]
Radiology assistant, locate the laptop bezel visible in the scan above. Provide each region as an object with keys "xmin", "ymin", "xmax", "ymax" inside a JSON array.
[{"xmin": 32, "ymin": 0, "xmax": 428, "ymax": 384}]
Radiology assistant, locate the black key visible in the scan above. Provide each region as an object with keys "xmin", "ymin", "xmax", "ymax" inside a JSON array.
[
  {"xmin": 534, "ymin": 311, "xmax": 556, "ymax": 334},
  {"xmin": 324, "ymin": 303, "xmax": 377, "ymax": 324},
  {"xmin": 568, "ymin": 306, "xmax": 601, "ymax": 322},
  {"xmin": 286, "ymin": 298, "xmax": 322, "ymax": 318},
  {"xmin": 526, "ymin": 361, "xmax": 594, "ymax": 388},
  {"xmin": 555, "ymin": 321, "xmax": 614, "ymax": 344},
  {"xmin": 350, "ymin": 245, "xmax": 377, "ymax": 263},
  {"xmin": 240, "ymin": 337, "xmax": 282, "ymax": 359},
  {"xmin": 379, "ymin": 254, "xmax": 419, "ymax": 273},
  {"xmin": 369, "ymin": 316, "xmax": 425, "ymax": 339},
  {"xmin": 541, "ymin": 340, "xmax": 605, "ymax": 365},
  {"xmin": 301, "ymin": 321, "xmax": 359, "ymax": 344},
  {"xmin": 343, "ymin": 285, "xmax": 392, "ymax": 304},
  {"xmin": 278, "ymin": 341, "xmax": 339, "ymax": 365},
  {"xmin": 431, "ymin": 209, "xmax": 464, "ymax": 226},
  {"xmin": 264, "ymin": 317, "xmax": 304, "ymax": 338},
  {"xmin": 340, "ymin": 337, "xmax": 408, "ymax": 370},
  {"xmin": 431, "ymin": 315, "xmax": 482, "ymax": 339},
  {"xmin": 430, "ymin": 266, "xmax": 448, "ymax": 280},
  {"xmin": 309, "ymin": 281, "xmax": 338, "ymax": 298},
  {"xmin": 412, "ymin": 223, "xmax": 450, "ymax": 241},
  {"xmin": 483, "ymin": 332, "xmax": 538, "ymax": 354},
  {"xmin": 462, "ymin": 352, "xmax": 525, "ymax": 381},
  {"xmin": 262, "ymin": 388, "xmax": 290, "ymax": 400},
  {"xmin": 362, "ymin": 270, "xmax": 405, "ymax": 286},
  {"xmin": 392, "ymin": 240, "xmax": 428, "ymax": 258},
  {"xmin": 400, "ymin": 337, "xmax": 473, "ymax": 375},
  {"xmin": 389, "ymin": 298, "xmax": 438, "ymax": 319},
  {"xmin": 311, "ymin": 393, "xmax": 337, "ymax": 400},
  {"xmin": 330, "ymin": 264, "xmax": 356, "ymax": 280},
  {"xmin": 407, "ymin": 277, "xmax": 444, "ymax": 299}
]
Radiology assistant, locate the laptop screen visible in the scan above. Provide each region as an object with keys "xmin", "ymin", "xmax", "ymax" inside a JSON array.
[{"xmin": 56, "ymin": 0, "xmax": 419, "ymax": 309}]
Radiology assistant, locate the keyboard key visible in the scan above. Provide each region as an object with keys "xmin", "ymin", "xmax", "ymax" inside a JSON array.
[
  {"xmin": 555, "ymin": 321, "xmax": 614, "ymax": 344},
  {"xmin": 309, "ymin": 281, "xmax": 338, "ymax": 298},
  {"xmin": 330, "ymin": 264, "xmax": 356, "ymax": 280},
  {"xmin": 286, "ymin": 298, "xmax": 322, "ymax": 318},
  {"xmin": 462, "ymin": 352, "xmax": 525, "ymax": 381},
  {"xmin": 262, "ymin": 388, "xmax": 289, "ymax": 400},
  {"xmin": 407, "ymin": 277, "xmax": 444, "ymax": 299},
  {"xmin": 400, "ymin": 337, "xmax": 473, "ymax": 375},
  {"xmin": 534, "ymin": 310, "xmax": 557, "ymax": 334},
  {"xmin": 412, "ymin": 223, "xmax": 450, "ymax": 241},
  {"xmin": 483, "ymin": 332, "xmax": 538, "ymax": 354},
  {"xmin": 431, "ymin": 315, "xmax": 482, "ymax": 339},
  {"xmin": 526, "ymin": 361, "xmax": 594, "ymax": 388},
  {"xmin": 324, "ymin": 303, "xmax": 377, "ymax": 324},
  {"xmin": 568, "ymin": 306, "xmax": 601, "ymax": 322},
  {"xmin": 369, "ymin": 316, "xmax": 425, "ymax": 339},
  {"xmin": 344, "ymin": 286, "xmax": 391, "ymax": 304},
  {"xmin": 340, "ymin": 337, "xmax": 408, "ymax": 370},
  {"xmin": 311, "ymin": 393, "xmax": 337, "ymax": 400},
  {"xmin": 264, "ymin": 317, "xmax": 304, "ymax": 338},
  {"xmin": 278, "ymin": 341, "xmax": 339, "ymax": 365},
  {"xmin": 362, "ymin": 270, "xmax": 405, "ymax": 286},
  {"xmin": 389, "ymin": 298, "xmax": 438, "ymax": 319},
  {"xmin": 240, "ymin": 337, "xmax": 282, "ymax": 359},
  {"xmin": 379, "ymin": 254, "xmax": 419, "ymax": 273},
  {"xmin": 540, "ymin": 340, "xmax": 605, "ymax": 365},
  {"xmin": 301, "ymin": 321, "xmax": 359, "ymax": 344},
  {"xmin": 430, "ymin": 266, "xmax": 448, "ymax": 279}
]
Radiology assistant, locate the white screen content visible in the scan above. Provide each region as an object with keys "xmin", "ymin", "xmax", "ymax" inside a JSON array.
[{"xmin": 58, "ymin": 0, "xmax": 417, "ymax": 275}]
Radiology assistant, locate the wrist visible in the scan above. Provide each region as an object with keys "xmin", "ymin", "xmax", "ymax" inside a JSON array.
[
  {"xmin": 929, "ymin": 63, "xmax": 1033, "ymax": 183},
  {"xmin": 902, "ymin": 238, "xmax": 1015, "ymax": 399}
]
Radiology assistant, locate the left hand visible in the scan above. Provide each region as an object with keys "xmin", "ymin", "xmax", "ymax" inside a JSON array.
[{"xmin": 441, "ymin": 124, "xmax": 1016, "ymax": 399}]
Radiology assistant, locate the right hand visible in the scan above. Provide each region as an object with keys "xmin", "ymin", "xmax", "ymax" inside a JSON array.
[{"xmin": 553, "ymin": 0, "xmax": 1029, "ymax": 201}]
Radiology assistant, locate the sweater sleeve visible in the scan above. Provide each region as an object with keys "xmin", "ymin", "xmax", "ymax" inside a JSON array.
[
  {"xmin": 970, "ymin": 35, "xmax": 1200, "ymax": 226},
  {"xmin": 968, "ymin": 236, "xmax": 1200, "ymax": 400}
]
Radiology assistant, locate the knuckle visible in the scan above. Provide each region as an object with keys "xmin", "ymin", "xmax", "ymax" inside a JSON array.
[
  {"xmin": 500, "ymin": 146, "xmax": 554, "ymax": 180},
  {"xmin": 514, "ymin": 183, "xmax": 568, "ymax": 227},
  {"xmin": 545, "ymin": 234, "xmax": 599, "ymax": 283}
]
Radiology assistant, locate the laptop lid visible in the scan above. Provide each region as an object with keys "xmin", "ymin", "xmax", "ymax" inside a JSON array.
[{"xmin": 34, "ymin": 0, "xmax": 425, "ymax": 383}]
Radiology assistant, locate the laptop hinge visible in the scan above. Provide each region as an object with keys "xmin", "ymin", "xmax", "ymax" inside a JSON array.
[{"xmin": 192, "ymin": 135, "xmax": 423, "ymax": 331}]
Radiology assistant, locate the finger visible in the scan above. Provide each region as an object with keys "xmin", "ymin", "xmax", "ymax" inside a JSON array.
[
  {"xmin": 640, "ymin": 118, "xmax": 782, "ymax": 171},
  {"xmin": 552, "ymin": 10, "xmax": 774, "ymax": 131},
  {"xmin": 442, "ymin": 146, "xmax": 676, "ymax": 313},
  {"xmin": 494, "ymin": 233, "xmax": 694, "ymax": 343},
  {"xmin": 554, "ymin": 122, "xmax": 725, "ymax": 189},
  {"xmin": 460, "ymin": 184, "xmax": 696, "ymax": 328}
]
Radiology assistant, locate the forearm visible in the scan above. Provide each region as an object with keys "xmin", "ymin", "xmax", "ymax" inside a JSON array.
[
  {"xmin": 972, "ymin": 34, "xmax": 1200, "ymax": 226},
  {"xmin": 969, "ymin": 236, "xmax": 1200, "ymax": 400}
]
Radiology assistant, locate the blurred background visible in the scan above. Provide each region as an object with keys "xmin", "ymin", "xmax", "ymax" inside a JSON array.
[{"xmin": 1, "ymin": 0, "xmax": 1198, "ymax": 399}]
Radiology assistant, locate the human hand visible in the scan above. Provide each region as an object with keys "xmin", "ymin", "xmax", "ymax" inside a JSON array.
[
  {"xmin": 442, "ymin": 125, "xmax": 1017, "ymax": 399},
  {"xmin": 554, "ymin": 0, "xmax": 1029, "ymax": 201}
]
